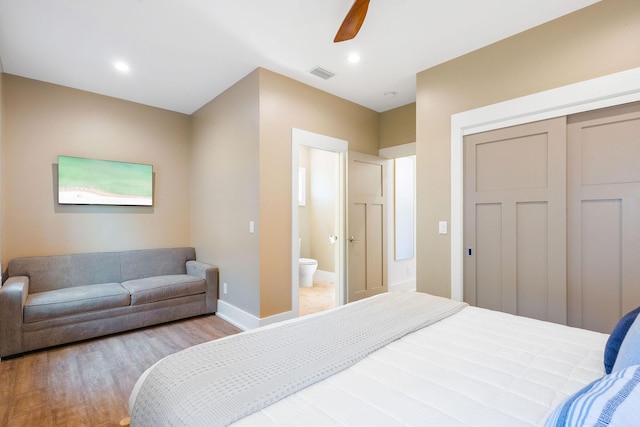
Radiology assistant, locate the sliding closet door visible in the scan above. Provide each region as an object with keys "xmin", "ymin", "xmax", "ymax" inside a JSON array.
[
  {"xmin": 464, "ymin": 117, "xmax": 567, "ymax": 324},
  {"xmin": 567, "ymin": 102, "xmax": 640, "ymax": 333}
]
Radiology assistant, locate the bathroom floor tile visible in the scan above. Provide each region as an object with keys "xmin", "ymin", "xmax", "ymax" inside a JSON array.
[{"xmin": 299, "ymin": 280, "xmax": 335, "ymax": 316}]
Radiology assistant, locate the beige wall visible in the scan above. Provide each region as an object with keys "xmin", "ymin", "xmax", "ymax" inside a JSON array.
[
  {"xmin": 0, "ymin": 74, "xmax": 3, "ymax": 273},
  {"xmin": 190, "ymin": 70, "xmax": 261, "ymax": 315},
  {"xmin": 2, "ymin": 0, "xmax": 631, "ymax": 321},
  {"xmin": 380, "ymin": 103, "xmax": 416, "ymax": 149},
  {"xmin": 416, "ymin": 0, "xmax": 640, "ymax": 297},
  {"xmin": 258, "ymin": 68, "xmax": 379, "ymax": 317},
  {"xmin": 0, "ymin": 68, "xmax": 380, "ymax": 320},
  {"xmin": 1, "ymin": 74, "xmax": 191, "ymax": 268},
  {"xmin": 191, "ymin": 67, "xmax": 378, "ymax": 319}
]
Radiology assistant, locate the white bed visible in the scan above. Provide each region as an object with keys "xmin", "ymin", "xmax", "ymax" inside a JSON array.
[{"xmin": 128, "ymin": 292, "xmax": 609, "ymax": 426}]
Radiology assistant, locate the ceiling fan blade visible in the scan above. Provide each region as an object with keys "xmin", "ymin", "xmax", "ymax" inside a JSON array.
[{"xmin": 334, "ymin": 0, "xmax": 370, "ymax": 43}]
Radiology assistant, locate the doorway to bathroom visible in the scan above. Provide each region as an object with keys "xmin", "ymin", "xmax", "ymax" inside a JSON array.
[{"xmin": 291, "ymin": 129, "xmax": 347, "ymax": 317}]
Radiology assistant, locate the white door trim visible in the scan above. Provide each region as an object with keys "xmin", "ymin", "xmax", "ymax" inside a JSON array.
[
  {"xmin": 292, "ymin": 128, "xmax": 348, "ymax": 315},
  {"xmin": 450, "ymin": 67, "xmax": 640, "ymax": 302}
]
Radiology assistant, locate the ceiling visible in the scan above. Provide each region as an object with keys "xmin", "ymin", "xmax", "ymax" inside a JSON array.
[{"xmin": 0, "ymin": 0, "xmax": 600, "ymax": 115}]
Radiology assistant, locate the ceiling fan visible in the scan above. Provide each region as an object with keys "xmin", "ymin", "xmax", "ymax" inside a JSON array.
[{"xmin": 334, "ymin": 0, "xmax": 370, "ymax": 43}]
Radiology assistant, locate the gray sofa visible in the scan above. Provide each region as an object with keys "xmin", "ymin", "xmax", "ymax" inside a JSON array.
[{"xmin": 0, "ymin": 247, "xmax": 217, "ymax": 358}]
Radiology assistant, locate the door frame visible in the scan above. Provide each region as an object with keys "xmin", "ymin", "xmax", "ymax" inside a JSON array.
[
  {"xmin": 451, "ymin": 67, "xmax": 640, "ymax": 301},
  {"xmin": 291, "ymin": 128, "xmax": 347, "ymax": 315},
  {"xmin": 379, "ymin": 143, "xmax": 417, "ymax": 292}
]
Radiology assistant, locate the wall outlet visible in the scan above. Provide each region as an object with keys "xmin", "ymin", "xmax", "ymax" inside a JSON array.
[{"xmin": 223, "ymin": 282, "xmax": 228, "ymax": 295}]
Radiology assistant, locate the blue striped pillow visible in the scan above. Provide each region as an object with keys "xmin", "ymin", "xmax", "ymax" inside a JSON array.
[
  {"xmin": 604, "ymin": 307, "xmax": 640, "ymax": 374},
  {"xmin": 612, "ymin": 314, "xmax": 640, "ymax": 373},
  {"xmin": 545, "ymin": 365, "xmax": 640, "ymax": 427}
]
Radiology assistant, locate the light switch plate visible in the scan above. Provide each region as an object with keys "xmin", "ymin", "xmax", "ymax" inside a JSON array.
[{"xmin": 438, "ymin": 221, "xmax": 448, "ymax": 235}]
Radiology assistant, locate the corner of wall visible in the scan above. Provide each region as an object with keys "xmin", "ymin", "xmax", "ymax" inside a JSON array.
[
  {"xmin": 379, "ymin": 102, "xmax": 416, "ymax": 149},
  {"xmin": 189, "ymin": 69, "xmax": 261, "ymax": 319},
  {"xmin": 0, "ymin": 72, "xmax": 4, "ymax": 276},
  {"xmin": 257, "ymin": 68, "xmax": 380, "ymax": 319}
]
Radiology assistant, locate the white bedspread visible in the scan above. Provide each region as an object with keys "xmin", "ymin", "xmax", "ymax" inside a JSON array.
[
  {"xmin": 233, "ymin": 304, "xmax": 607, "ymax": 426},
  {"xmin": 130, "ymin": 292, "xmax": 466, "ymax": 426}
]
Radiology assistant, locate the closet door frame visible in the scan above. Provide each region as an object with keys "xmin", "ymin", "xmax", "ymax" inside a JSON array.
[{"xmin": 450, "ymin": 67, "xmax": 640, "ymax": 302}]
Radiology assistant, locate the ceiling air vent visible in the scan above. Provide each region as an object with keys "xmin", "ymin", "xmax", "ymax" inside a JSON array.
[{"xmin": 309, "ymin": 66, "xmax": 335, "ymax": 80}]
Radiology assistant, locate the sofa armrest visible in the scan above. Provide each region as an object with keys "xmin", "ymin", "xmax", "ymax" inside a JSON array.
[
  {"xmin": 0, "ymin": 276, "xmax": 29, "ymax": 357},
  {"xmin": 186, "ymin": 260, "xmax": 218, "ymax": 313}
]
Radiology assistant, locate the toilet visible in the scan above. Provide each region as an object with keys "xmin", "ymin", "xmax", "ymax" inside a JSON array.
[{"xmin": 298, "ymin": 238, "xmax": 318, "ymax": 287}]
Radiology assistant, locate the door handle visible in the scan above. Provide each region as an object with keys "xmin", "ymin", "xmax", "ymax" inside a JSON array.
[{"xmin": 348, "ymin": 236, "xmax": 357, "ymax": 242}]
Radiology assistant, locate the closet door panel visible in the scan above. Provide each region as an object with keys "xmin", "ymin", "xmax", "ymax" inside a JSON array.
[
  {"xmin": 464, "ymin": 117, "xmax": 566, "ymax": 323},
  {"xmin": 568, "ymin": 102, "xmax": 640, "ymax": 333},
  {"xmin": 580, "ymin": 199, "xmax": 622, "ymax": 332},
  {"xmin": 516, "ymin": 202, "xmax": 549, "ymax": 322}
]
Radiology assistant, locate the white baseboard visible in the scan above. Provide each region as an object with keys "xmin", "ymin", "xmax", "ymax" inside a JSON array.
[
  {"xmin": 216, "ymin": 299, "xmax": 298, "ymax": 331},
  {"xmin": 259, "ymin": 310, "xmax": 297, "ymax": 327},
  {"xmin": 389, "ymin": 279, "xmax": 416, "ymax": 292},
  {"xmin": 314, "ymin": 269, "xmax": 335, "ymax": 283},
  {"xmin": 215, "ymin": 299, "xmax": 259, "ymax": 331}
]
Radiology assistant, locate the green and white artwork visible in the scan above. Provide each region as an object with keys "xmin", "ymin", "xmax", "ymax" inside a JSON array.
[{"xmin": 58, "ymin": 155, "xmax": 153, "ymax": 206}]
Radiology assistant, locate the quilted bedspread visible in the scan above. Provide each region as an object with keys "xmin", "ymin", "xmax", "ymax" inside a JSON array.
[
  {"xmin": 235, "ymin": 303, "xmax": 607, "ymax": 426},
  {"xmin": 130, "ymin": 291, "xmax": 467, "ymax": 426}
]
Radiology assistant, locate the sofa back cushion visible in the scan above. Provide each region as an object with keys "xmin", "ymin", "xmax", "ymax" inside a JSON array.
[
  {"xmin": 7, "ymin": 252, "xmax": 122, "ymax": 293},
  {"xmin": 119, "ymin": 247, "xmax": 196, "ymax": 281}
]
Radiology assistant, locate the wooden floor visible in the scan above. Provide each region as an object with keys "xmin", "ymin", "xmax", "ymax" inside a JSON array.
[{"xmin": 0, "ymin": 315, "xmax": 240, "ymax": 426}]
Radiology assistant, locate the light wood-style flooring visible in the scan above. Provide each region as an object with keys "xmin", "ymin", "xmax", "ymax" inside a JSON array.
[
  {"xmin": 1, "ymin": 286, "xmax": 336, "ymax": 426},
  {"xmin": 0, "ymin": 315, "xmax": 240, "ymax": 427}
]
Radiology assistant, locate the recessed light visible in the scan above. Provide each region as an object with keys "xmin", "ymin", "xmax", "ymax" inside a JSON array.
[
  {"xmin": 347, "ymin": 53, "xmax": 360, "ymax": 64},
  {"xmin": 384, "ymin": 91, "xmax": 397, "ymax": 98},
  {"xmin": 114, "ymin": 61, "xmax": 130, "ymax": 73}
]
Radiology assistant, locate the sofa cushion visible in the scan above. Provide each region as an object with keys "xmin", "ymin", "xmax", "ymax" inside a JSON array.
[
  {"xmin": 121, "ymin": 274, "xmax": 206, "ymax": 305},
  {"xmin": 24, "ymin": 283, "xmax": 130, "ymax": 323},
  {"xmin": 8, "ymin": 252, "xmax": 122, "ymax": 294},
  {"xmin": 119, "ymin": 247, "xmax": 196, "ymax": 282}
]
